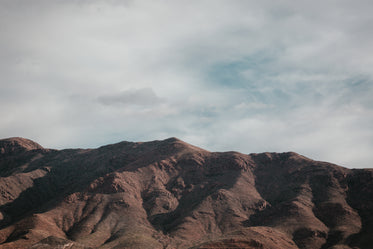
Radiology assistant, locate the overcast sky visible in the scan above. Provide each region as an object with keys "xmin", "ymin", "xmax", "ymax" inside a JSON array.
[{"xmin": 1, "ymin": 0, "xmax": 372, "ymax": 168}]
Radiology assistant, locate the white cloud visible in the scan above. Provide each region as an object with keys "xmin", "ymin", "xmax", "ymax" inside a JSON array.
[{"xmin": 0, "ymin": 0, "xmax": 372, "ymax": 168}]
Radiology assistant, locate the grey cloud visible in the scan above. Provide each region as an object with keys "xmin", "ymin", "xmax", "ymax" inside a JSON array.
[{"xmin": 97, "ymin": 88, "xmax": 163, "ymax": 106}]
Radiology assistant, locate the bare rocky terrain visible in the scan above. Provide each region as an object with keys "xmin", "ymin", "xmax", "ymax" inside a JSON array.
[{"xmin": 0, "ymin": 137, "xmax": 372, "ymax": 249}]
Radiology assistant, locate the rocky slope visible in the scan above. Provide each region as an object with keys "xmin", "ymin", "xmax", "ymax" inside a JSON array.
[{"xmin": 0, "ymin": 137, "xmax": 372, "ymax": 249}]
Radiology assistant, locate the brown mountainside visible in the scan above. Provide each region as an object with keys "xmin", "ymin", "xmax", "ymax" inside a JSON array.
[{"xmin": 0, "ymin": 137, "xmax": 372, "ymax": 249}]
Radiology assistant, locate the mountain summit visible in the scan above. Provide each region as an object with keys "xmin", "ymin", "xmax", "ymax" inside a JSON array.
[
  {"xmin": 0, "ymin": 137, "xmax": 43, "ymax": 155},
  {"xmin": 0, "ymin": 138, "xmax": 372, "ymax": 249}
]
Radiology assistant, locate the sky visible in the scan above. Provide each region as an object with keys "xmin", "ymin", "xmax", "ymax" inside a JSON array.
[{"xmin": 1, "ymin": 0, "xmax": 373, "ymax": 168}]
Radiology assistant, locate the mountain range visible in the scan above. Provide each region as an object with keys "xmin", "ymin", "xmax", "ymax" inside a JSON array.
[{"xmin": 0, "ymin": 137, "xmax": 372, "ymax": 249}]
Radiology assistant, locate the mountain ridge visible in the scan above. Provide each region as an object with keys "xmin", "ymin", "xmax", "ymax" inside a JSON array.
[{"xmin": 0, "ymin": 137, "xmax": 372, "ymax": 249}]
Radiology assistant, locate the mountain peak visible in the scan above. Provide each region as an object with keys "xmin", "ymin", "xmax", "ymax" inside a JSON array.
[
  {"xmin": 163, "ymin": 137, "xmax": 181, "ymax": 142},
  {"xmin": 0, "ymin": 137, "xmax": 44, "ymax": 155},
  {"xmin": 159, "ymin": 137, "xmax": 209, "ymax": 153},
  {"xmin": 250, "ymin": 151, "xmax": 309, "ymax": 161}
]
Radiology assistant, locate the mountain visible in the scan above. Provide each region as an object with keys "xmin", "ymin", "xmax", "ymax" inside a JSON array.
[{"xmin": 0, "ymin": 137, "xmax": 372, "ymax": 249}]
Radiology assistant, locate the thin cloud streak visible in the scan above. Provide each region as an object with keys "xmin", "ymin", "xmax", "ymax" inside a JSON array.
[{"xmin": 98, "ymin": 88, "xmax": 163, "ymax": 106}]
